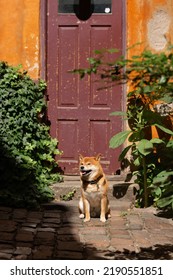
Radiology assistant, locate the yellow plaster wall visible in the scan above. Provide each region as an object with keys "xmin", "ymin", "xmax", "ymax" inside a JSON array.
[
  {"xmin": 127, "ymin": 0, "xmax": 173, "ymax": 55},
  {"xmin": 0, "ymin": 0, "xmax": 173, "ymax": 80},
  {"xmin": 126, "ymin": 0, "xmax": 173, "ymax": 138},
  {"xmin": 0, "ymin": 0, "xmax": 40, "ymax": 79}
]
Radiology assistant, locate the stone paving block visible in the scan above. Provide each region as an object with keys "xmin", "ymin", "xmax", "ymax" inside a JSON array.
[
  {"xmin": 14, "ymin": 254, "xmax": 28, "ymax": 260},
  {"xmin": 43, "ymin": 211, "xmax": 61, "ymax": 218},
  {"xmin": 0, "ymin": 212, "xmax": 11, "ymax": 220},
  {"xmin": 0, "ymin": 232, "xmax": 15, "ymax": 242},
  {"xmin": 22, "ymin": 222, "xmax": 38, "ymax": 228},
  {"xmin": 58, "ymin": 240, "xmax": 83, "ymax": 252},
  {"xmin": 149, "ymin": 235, "xmax": 173, "ymax": 246},
  {"xmin": 0, "ymin": 220, "xmax": 17, "ymax": 232},
  {"xmin": 57, "ymin": 227, "xmax": 79, "ymax": 235},
  {"xmin": 57, "ymin": 234, "xmax": 80, "ymax": 242},
  {"xmin": 20, "ymin": 227, "xmax": 37, "ymax": 234},
  {"xmin": 26, "ymin": 218, "xmax": 41, "ymax": 224},
  {"xmin": 27, "ymin": 211, "xmax": 43, "ymax": 219},
  {"xmin": 110, "ymin": 237, "xmax": 134, "ymax": 250},
  {"xmin": 42, "ymin": 218, "xmax": 61, "ymax": 224},
  {"xmin": 84, "ymin": 234, "xmax": 109, "ymax": 242},
  {"xmin": 86, "ymin": 240, "xmax": 110, "ymax": 249},
  {"xmin": 0, "ymin": 252, "xmax": 12, "ymax": 259},
  {"xmin": 111, "ymin": 243, "xmax": 135, "ymax": 252},
  {"xmin": 127, "ymin": 224, "xmax": 144, "ymax": 230},
  {"xmin": 0, "ymin": 207, "xmax": 12, "ymax": 213},
  {"xmin": 144, "ymin": 218, "xmax": 162, "ymax": 229},
  {"xmin": 0, "ymin": 244, "xmax": 14, "ymax": 254},
  {"xmin": 79, "ymin": 227, "xmax": 106, "ymax": 235},
  {"xmin": 148, "ymin": 228, "xmax": 173, "ymax": 238},
  {"xmin": 55, "ymin": 250, "xmax": 83, "ymax": 260},
  {"xmin": 35, "ymin": 231, "xmax": 55, "ymax": 245},
  {"xmin": 109, "ymin": 210, "xmax": 123, "ymax": 217},
  {"xmin": 12, "ymin": 209, "xmax": 28, "ymax": 220},
  {"xmin": 83, "ymin": 219, "xmax": 108, "ymax": 226},
  {"xmin": 131, "ymin": 229, "xmax": 151, "ymax": 245},
  {"xmin": 109, "ymin": 229, "xmax": 131, "ymax": 239},
  {"xmin": 32, "ymin": 245, "xmax": 54, "ymax": 259},
  {"xmin": 15, "ymin": 229, "xmax": 35, "ymax": 242},
  {"xmin": 37, "ymin": 227, "xmax": 56, "ymax": 233},
  {"xmin": 42, "ymin": 223, "xmax": 60, "ymax": 228},
  {"xmin": 14, "ymin": 247, "xmax": 32, "ymax": 255},
  {"xmin": 109, "ymin": 221, "xmax": 128, "ymax": 230},
  {"xmin": 84, "ymin": 248, "xmax": 113, "ymax": 260},
  {"xmin": 15, "ymin": 242, "xmax": 33, "ymax": 248}
]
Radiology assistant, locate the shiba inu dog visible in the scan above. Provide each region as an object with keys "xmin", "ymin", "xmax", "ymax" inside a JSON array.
[{"xmin": 78, "ymin": 154, "xmax": 111, "ymax": 222}]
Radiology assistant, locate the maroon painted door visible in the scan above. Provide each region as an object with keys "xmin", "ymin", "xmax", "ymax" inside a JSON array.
[{"xmin": 47, "ymin": 0, "xmax": 123, "ymax": 174}]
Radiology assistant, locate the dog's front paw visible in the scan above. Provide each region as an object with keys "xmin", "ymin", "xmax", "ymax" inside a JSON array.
[
  {"xmin": 84, "ymin": 217, "xmax": 90, "ymax": 222},
  {"xmin": 79, "ymin": 214, "xmax": 85, "ymax": 219},
  {"xmin": 100, "ymin": 216, "xmax": 106, "ymax": 223}
]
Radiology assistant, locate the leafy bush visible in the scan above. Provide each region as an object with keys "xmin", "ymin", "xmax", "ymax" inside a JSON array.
[
  {"xmin": 0, "ymin": 62, "xmax": 62, "ymax": 208},
  {"xmin": 73, "ymin": 47, "xmax": 173, "ymax": 210}
]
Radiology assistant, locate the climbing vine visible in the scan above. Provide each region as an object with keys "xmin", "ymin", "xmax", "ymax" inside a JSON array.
[{"xmin": 0, "ymin": 62, "xmax": 62, "ymax": 208}]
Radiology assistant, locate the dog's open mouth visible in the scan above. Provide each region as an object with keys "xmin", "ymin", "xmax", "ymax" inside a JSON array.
[{"xmin": 80, "ymin": 169, "xmax": 92, "ymax": 176}]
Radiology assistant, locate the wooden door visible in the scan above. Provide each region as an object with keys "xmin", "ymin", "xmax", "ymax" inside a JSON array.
[{"xmin": 47, "ymin": 0, "xmax": 124, "ymax": 174}]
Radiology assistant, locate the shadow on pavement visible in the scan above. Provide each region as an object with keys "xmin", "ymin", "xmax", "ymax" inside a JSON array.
[
  {"xmin": 0, "ymin": 202, "xmax": 173, "ymax": 260},
  {"xmin": 103, "ymin": 244, "xmax": 173, "ymax": 260}
]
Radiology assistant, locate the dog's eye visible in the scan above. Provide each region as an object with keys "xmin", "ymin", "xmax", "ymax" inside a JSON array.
[{"xmin": 87, "ymin": 162, "xmax": 91, "ymax": 165}]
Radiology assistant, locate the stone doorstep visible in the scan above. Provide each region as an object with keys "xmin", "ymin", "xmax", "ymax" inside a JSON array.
[
  {"xmin": 63, "ymin": 175, "xmax": 129, "ymax": 182},
  {"xmin": 51, "ymin": 181, "xmax": 136, "ymax": 203}
]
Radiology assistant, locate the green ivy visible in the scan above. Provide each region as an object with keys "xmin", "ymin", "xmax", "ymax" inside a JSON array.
[{"xmin": 0, "ymin": 62, "xmax": 62, "ymax": 208}]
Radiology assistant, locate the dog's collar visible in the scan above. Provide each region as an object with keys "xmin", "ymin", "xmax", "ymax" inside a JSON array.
[{"xmin": 84, "ymin": 175, "xmax": 103, "ymax": 185}]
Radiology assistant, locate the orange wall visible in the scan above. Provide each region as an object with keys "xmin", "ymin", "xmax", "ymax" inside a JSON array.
[
  {"xmin": 0, "ymin": 0, "xmax": 40, "ymax": 80},
  {"xmin": 127, "ymin": 0, "xmax": 173, "ymax": 55},
  {"xmin": 0, "ymin": 0, "xmax": 173, "ymax": 80}
]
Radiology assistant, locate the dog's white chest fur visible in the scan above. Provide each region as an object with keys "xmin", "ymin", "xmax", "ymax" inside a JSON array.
[{"xmin": 84, "ymin": 184, "xmax": 102, "ymax": 217}]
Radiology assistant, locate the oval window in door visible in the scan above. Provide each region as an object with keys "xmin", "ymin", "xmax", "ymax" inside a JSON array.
[{"xmin": 58, "ymin": 0, "xmax": 112, "ymax": 15}]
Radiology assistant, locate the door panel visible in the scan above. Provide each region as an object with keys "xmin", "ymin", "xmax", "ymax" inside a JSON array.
[{"xmin": 47, "ymin": 0, "xmax": 124, "ymax": 174}]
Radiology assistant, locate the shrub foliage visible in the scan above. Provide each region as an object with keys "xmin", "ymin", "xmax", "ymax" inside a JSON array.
[
  {"xmin": 0, "ymin": 62, "xmax": 61, "ymax": 208},
  {"xmin": 73, "ymin": 46, "xmax": 173, "ymax": 210}
]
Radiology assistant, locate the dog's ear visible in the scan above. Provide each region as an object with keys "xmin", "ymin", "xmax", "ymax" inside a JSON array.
[
  {"xmin": 96, "ymin": 153, "xmax": 102, "ymax": 161},
  {"xmin": 79, "ymin": 154, "xmax": 83, "ymax": 161}
]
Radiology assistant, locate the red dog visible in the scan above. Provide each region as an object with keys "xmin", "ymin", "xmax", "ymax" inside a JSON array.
[{"xmin": 79, "ymin": 154, "xmax": 111, "ymax": 222}]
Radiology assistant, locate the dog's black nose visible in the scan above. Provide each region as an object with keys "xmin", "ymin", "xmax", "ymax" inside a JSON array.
[{"xmin": 80, "ymin": 166, "xmax": 84, "ymax": 170}]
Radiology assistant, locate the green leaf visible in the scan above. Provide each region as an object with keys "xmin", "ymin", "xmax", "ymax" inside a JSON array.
[
  {"xmin": 133, "ymin": 157, "xmax": 141, "ymax": 167},
  {"xmin": 110, "ymin": 111, "xmax": 127, "ymax": 117},
  {"xmin": 118, "ymin": 145, "xmax": 132, "ymax": 161},
  {"xmin": 150, "ymin": 138, "xmax": 164, "ymax": 144},
  {"xmin": 158, "ymin": 75, "xmax": 167, "ymax": 84},
  {"xmin": 109, "ymin": 130, "xmax": 131, "ymax": 149},
  {"xmin": 143, "ymin": 85, "xmax": 152, "ymax": 93},
  {"xmin": 166, "ymin": 140, "xmax": 173, "ymax": 148},
  {"xmin": 157, "ymin": 195, "xmax": 173, "ymax": 208},
  {"xmin": 160, "ymin": 96, "xmax": 173, "ymax": 103},
  {"xmin": 153, "ymin": 187, "xmax": 162, "ymax": 197},
  {"xmin": 137, "ymin": 139, "xmax": 153, "ymax": 156},
  {"xmin": 107, "ymin": 48, "xmax": 120, "ymax": 53},
  {"xmin": 154, "ymin": 124, "xmax": 173, "ymax": 135},
  {"xmin": 128, "ymin": 131, "xmax": 143, "ymax": 142}
]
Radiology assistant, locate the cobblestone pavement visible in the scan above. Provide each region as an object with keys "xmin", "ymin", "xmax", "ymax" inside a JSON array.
[{"xmin": 0, "ymin": 178, "xmax": 173, "ymax": 260}]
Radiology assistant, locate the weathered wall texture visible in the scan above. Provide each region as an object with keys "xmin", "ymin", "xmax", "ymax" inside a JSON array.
[
  {"xmin": 127, "ymin": 0, "xmax": 173, "ymax": 55},
  {"xmin": 0, "ymin": 0, "xmax": 173, "ymax": 79},
  {"xmin": 0, "ymin": 0, "xmax": 40, "ymax": 79}
]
